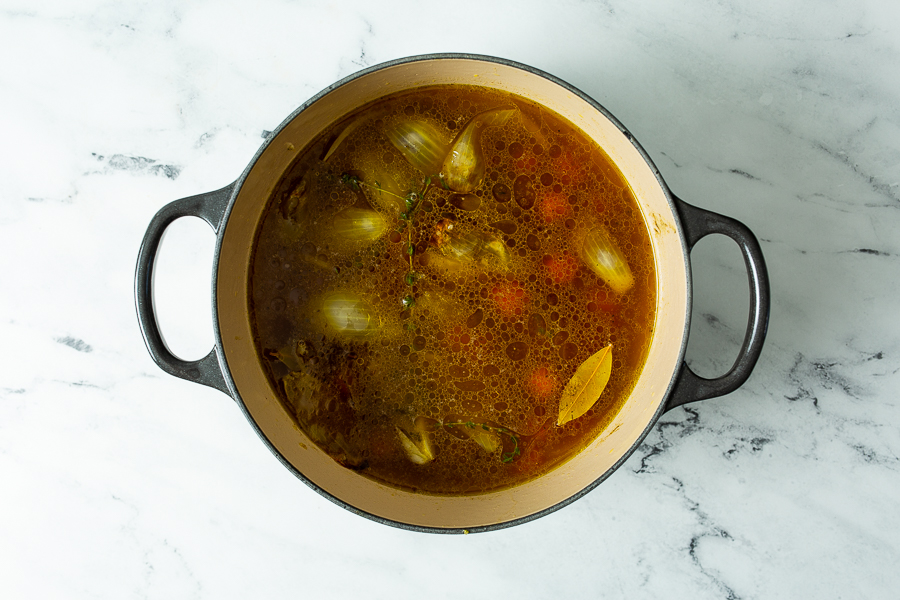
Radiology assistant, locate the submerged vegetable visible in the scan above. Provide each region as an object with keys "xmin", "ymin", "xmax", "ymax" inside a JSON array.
[
  {"xmin": 441, "ymin": 420, "xmax": 520, "ymax": 462},
  {"xmin": 323, "ymin": 119, "xmax": 365, "ymax": 162},
  {"xmin": 528, "ymin": 367, "xmax": 559, "ymax": 397},
  {"xmin": 385, "ymin": 119, "xmax": 449, "ymax": 176},
  {"xmin": 332, "ymin": 206, "xmax": 388, "ymax": 242},
  {"xmin": 462, "ymin": 424, "xmax": 501, "ymax": 453},
  {"xmin": 282, "ymin": 369, "xmax": 322, "ymax": 418},
  {"xmin": 307, "ymin": 423, "xmax": 363, "ymax": 469},
  {"xmin": 580, "ymin": 227, "xmax": 635, "ymax": 294},
  {"xmin": 442, "ymin": 107, "xmax": 516, "ymax": 193},
  {"xmin": 352, "ymin": 151, "xmax": 407, "ymax": 215},
  {"xmin": 298, "ymin": 242, "xmax": 334, "ymax": 271},
  {"xmin": 396, "ymin": 424, "xmax": 435, "ymax": 465},
  {"xmin": 280, "ymin": 176, "xmax": 310, "ymax": 223},
  {"xmin": 557, "ymin": 345, "xmax": 613, "ymax": 426},
  {"xmin": 283, "ymin": 368, "xmax": 364, "ymax": 469},
  {"xmin": 430, "ymin": 219, "xmax": 510, "ymax": 271},
  {"xmin": 322, "ymin": 292, "xmax": 380, "ymax": 338}
]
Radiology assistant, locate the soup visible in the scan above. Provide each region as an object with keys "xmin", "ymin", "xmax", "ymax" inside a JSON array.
[{"xmin": 249, "ymin": 85, "xmax": 656, "ymax": 494}]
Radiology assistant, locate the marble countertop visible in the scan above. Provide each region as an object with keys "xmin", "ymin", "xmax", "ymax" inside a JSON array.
[{"xmin": 2, "ymin": 1, "xmax": 899, "ymax": 598}]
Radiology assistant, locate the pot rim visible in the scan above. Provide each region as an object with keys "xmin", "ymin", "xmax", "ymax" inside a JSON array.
[{"xmin": 209, "ymin": 53, "xmax": 692, "ymax": 533}]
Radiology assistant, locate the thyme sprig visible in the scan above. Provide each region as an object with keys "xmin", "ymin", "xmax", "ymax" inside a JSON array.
[
  {"xmin": 340, "ymin": 173, "xmax": 436, "ymax": 310},
  {"xmin": 339, "ymin": 172, "xmax": 432, "ymax": 221}
]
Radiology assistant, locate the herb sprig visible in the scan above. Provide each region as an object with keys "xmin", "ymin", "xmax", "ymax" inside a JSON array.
[{"xmin": 340, "ymin": 172, "xmax": 437, "ymax": 311}]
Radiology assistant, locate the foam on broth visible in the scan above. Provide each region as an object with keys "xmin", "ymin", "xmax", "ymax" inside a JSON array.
[{"xmin": 249, "ymin": 85, "xmax": 656, "ymax": 494}]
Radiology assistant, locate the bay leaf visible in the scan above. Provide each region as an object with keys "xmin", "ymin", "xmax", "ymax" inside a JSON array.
[{"xmin": 557, "ymin": 344, "xmax": 613, "ymax": 426}]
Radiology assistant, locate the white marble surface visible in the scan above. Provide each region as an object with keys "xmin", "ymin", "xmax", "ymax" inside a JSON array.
[{"xmin": 2, "ymin": 0, "xmax": 899, "ymax": 597}]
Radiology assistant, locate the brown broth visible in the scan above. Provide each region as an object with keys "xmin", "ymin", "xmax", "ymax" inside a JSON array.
[{"xmin": 249, "ymin": 85, "xmax": 656, "ymax": 494}]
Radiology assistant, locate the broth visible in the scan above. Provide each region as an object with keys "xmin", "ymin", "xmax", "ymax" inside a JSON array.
[{"xmin": 249, "ymin": 85, "xmax": 656, "ymax": 494}]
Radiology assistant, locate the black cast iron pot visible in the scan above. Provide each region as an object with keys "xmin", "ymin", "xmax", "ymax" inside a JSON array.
[{"xmin": 136, "ymin": 54, "xmax": 769, "ymax": 533}]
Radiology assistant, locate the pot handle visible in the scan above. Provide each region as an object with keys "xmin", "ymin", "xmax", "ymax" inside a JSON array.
[
  {"xmin": 664, "ymin": 196, "xmax": 770, "ymax": 412},
  {"xmin": 134, "ymin": 183, "xmax": 236, "ymax": 397}
]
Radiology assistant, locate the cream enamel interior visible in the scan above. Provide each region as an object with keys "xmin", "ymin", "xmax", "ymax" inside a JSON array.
[{"xmin": 217, "ymin": 58, "xmax": 688, "ymax": 529}]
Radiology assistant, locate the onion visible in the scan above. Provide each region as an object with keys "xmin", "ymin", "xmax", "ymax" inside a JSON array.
[
  {"xmin": 332, "ymin": 206, "xmax": 387, "ymax": 242},
  {"xmin": 437, "ymin": 223, "xmax": 510, "ymax": 271},
  {"xmin": 384, "ymin": 119, "xmax": 449, "ymax": 176},
  {"xmin": 322, "ymin": 292, "xmax": 380, "ymax": 337},
  {"xmin": 352, "ymin": 150, "xmax": 407, "ymax": 215},
  {"xmin": 396, "ymin": 425, "xmax": 435, "ymax": 465},
  {"xmin": 323, "ymin": 118, "xmax": 365, "ymax": 162},
  {"xmin": 323, "ymin": 108, "xmax": 387, "ymax": 162},
  {"xmin": 481, "ymin": 235, "xmax": 511, "ymax": 268},
  {"xmin": 443, "ymin": 229, "xmax": 481, "ymax": 262},
  {"xmin": 442, "ymin": 107, "xmax": 516, "ymax": 193},
  {"xmin": 580, "ymin": 227, "xmax": 634, "ymax": 294},
  {"xmin": 368, "ymin": 165, "xmax": 405, "ymax": 215},
  {"xmin": 463, "ymin": 426, "xmax": 501, "ymax": 453},
  {"xmin": 423, "ymin": 251, "xmax": 467, "ymax": 274}
]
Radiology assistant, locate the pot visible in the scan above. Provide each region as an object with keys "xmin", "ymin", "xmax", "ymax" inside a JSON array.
[{"xmin": 135, "ymin": 54, "xmax": 769, "ymax": 533}]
